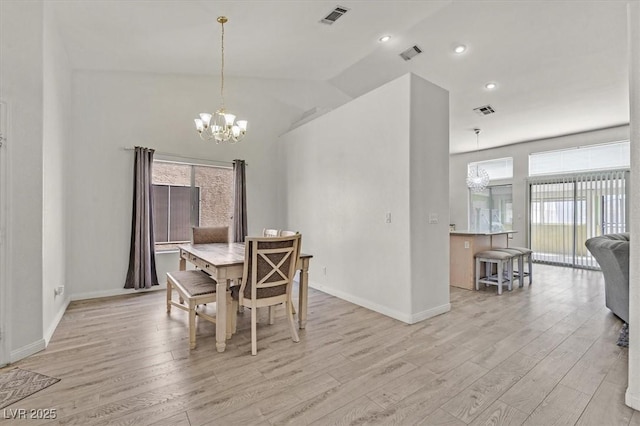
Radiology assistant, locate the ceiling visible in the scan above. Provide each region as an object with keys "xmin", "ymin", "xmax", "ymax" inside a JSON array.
[{"xmin": 49, "ymin": 0, "xmax": 630, "ymax": 153}]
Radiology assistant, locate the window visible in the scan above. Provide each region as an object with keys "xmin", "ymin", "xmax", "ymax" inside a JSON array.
[
  {"xmin": 529, "ymin": 141, "xmax": 630, "ymax": 176},
  {"xmin": 152, "ymin": 160, "xmax": 233, "ymax": 251},
  {"xmin": 468, "ymin": 157, "xmax": 513, "ymax": 181},
  {"xmin": 469, "ymin": 184, "xmax": 513, "ymax": 232}
]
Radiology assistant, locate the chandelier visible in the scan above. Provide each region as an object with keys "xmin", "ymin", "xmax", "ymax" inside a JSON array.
[
  {"xmin": 194, "ymin": 16, "xmax": 247, "ymax": 144},
  {"xmin": 466, "ymin": 128, "xmax": 490, "ymax": 193}
]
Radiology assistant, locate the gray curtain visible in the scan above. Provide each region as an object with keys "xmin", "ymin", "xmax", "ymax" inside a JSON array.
[
  {"xmin": 125, "ymin": 146, "xmax": 159, "ymax": 289},
  {"xmin": 233, "ymin": 159, "xmax": 247, "ymax": 242}
]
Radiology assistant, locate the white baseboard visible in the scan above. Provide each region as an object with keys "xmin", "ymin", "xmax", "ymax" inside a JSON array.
[
  {"xmin": 70, "ymin": 285, "xmax": 166, "ymax": 301},
  {"xmin": 309, "ymin": 281, "xmax": 450, "ymax": 324},
  {"xmin": 409, "ymin": 303, "xmax": 451, "ymax": 323},
  {"xmin": 44, "ymin": 297, "xmax": 71, "ymax": 345},
  {"xmin": 626, "ymin": 388, "xmax": 640, "ymax": 411},
  {"xmin": 11, "ymin": 339, "xmax": 46, "ymax": 363}
]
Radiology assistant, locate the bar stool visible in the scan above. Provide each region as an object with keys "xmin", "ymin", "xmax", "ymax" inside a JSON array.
[
  {"xmin": 475, "ymin": 250, "xmax": 518, "ymax": 295},
  {"xmin": 504, "ymin": 246, "xmax": 533, "ymax": 285},
  {"xmin": 492, "ymin": 247, "xmax": 525, "ymax": 288}
]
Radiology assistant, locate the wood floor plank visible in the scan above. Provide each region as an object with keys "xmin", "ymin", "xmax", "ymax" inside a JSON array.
[
  {"xmin": 365, "ymin": 364, "xmax": 439, "ymax": 408},
  {"xmin": 416, "ymin": 408, "xmax": 468, "ymax": 426},
  {"xmin": 266, "ymin": 356, "xmax": 419, "ymax": 424},
  {"xmin": 500, "ymin": 335, "xmax": 594, "ymax": 415},
  {"xmin": 468, "ymin": 400, "xmax": 529, "ymax": 426},
  {"xmin": 441, "ymin": 353, "xmax": 538, "ymax": 423},
  {"xmin": 560, "ymin": 336, "xmax": 622, "ymax": 395},
  {"xmin": 471, "ymin": 327, "xmax": 544, "ymax": 370},
  {"xmin": 149, "ymin": 411, "xmax": 191, "ymax": 426},
  {"xmin": 355, "ymin": 361, "xmax": 488, "ymax": 424},
  {"xmin": 523, "ymin": 384, "xmax": 591, "ymax": 426},
  {"xmin": 305, "ymin": 395, "xmax": 387, "ymax": 426},
  {"xmin": 575, "ymin": 379, "xmax": 635, "ymax": 426}
]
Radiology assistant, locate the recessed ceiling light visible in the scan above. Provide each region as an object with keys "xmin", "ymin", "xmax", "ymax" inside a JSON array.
[
  {"xmin": 485, "ymin": 82, "xmax": 497, "ymax": 90},
  {"xmin": 379, "ymin": 35, "xmax": 391, "ymax": 43},
  {"xmin": 454, "ymin": 44, "xmax": 466, "ymax": 54}
]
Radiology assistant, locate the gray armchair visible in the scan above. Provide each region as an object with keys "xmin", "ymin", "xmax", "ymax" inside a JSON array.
[{"xmin": 585, "ymin": 233, "xmax": 630, "ymax": 323}]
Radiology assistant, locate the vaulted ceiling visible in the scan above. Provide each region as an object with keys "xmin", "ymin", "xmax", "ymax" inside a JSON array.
[{"xmin": 49, "ymin": 0, "xmax": 630, "ymax": 153}]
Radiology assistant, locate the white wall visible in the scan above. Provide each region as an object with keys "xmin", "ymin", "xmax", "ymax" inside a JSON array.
[
  {"xmin": 66, "ymin": 70, "xmax": 348, "ymax": 299},
  {"xmin": 280, "ymin": 73, "xmax": 450, "ymax": 323},
  {"xmin": 449, "ymin": 125, "xmax": 630, "ymax": 248},
  {"xmin": 626, "ymin": 0, "xmax": 640, "ymax": 412},
  {"xmin": 408, "ymin": 74, "xmax": 450, "ymax": 317},
  {"xmin": 0, "ymin": 0, "xmax": 45, "ymax": 360},
  {"xmin": 43, "ymin": 3, "xmax": 72, "ymax": 343}
]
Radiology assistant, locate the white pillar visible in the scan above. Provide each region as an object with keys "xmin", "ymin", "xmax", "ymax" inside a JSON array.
[{"xmin": 627, "ymin": 0, "xmax": 640, "ymax": 411}]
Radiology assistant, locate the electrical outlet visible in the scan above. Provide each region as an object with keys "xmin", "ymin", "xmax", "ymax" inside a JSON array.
[
  {"xmin": 385, "ymin": 212, "xmax": 392, "ymax": 223},
  {"xmin": 464, "ymin": 241, "xmax": 470, "ymax": 249}
]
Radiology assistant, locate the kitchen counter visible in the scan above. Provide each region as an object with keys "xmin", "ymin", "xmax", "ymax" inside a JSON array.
[{"xmin": 450, "ymin": 230, "xmax": 516, "ymax": 290}]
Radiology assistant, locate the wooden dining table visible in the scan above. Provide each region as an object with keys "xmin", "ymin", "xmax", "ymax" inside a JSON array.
[{"xmin": 178, "ymin": 242, "xmax": 312, "ymax": 352}]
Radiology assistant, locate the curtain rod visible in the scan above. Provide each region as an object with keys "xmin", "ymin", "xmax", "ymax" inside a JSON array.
[{"xmin": 121, "ymin": 147, "xmax": 247, "ymax": 166}]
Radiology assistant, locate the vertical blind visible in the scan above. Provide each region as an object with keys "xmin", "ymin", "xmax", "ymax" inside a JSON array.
[{"xmin": 528, "ymin": 169, "xmax": 628, "ymax": 269}]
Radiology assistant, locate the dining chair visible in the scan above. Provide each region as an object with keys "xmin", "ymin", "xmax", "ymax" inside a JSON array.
[
  {"xmin": 192, "ymin": 226, "xmax": 230, "ymax": 244},
  {"xmin": 233, "ymin": 234, "xmax": 301, "ymax": 355},
  {"xmin": 190, "ymin": 226, "xmax": 232, "ymax": 307},
  {"xmin": 266, "ymin": 230, "xmax": 299, "ymax": 319},
  {"xmin": 262, "ymin": 228, "xmax": 280, "ymax": 237}
]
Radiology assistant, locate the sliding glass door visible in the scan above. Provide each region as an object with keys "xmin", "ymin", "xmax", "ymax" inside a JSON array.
[{"xmin": 529, "ymin": 170, "xmax": 628, "ymax": 269}]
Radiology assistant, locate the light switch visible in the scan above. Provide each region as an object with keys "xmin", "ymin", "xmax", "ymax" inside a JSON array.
[{"xmin": 464, "ymin": 241, "xmax": 470, "ymax": 249}]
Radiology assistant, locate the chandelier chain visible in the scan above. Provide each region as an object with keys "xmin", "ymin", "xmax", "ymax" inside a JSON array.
[{"xmin": 220, "ymin": 19, "xmax": 225, "ymax": 109}]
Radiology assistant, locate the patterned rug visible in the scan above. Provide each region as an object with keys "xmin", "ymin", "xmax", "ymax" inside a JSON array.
[
  {"xmin": 618, "ymin": 323, "xmax": 629, "ymax": 348},
  {"xmin": 0, "ymin": 368, "xmax": 60, "ymax": 409}
]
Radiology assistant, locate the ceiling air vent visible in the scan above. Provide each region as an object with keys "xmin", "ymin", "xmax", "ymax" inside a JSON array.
[
  {"xmin": 320, "ymin": 6, "xmax": 350, "ymax": 25},
  {"xmin": 473, "ymin": 105, "xmax": 496, "ymax": 116},
  {"xmin": 399, "ymin": 45, "xmax": 422, "ymax": 61}
]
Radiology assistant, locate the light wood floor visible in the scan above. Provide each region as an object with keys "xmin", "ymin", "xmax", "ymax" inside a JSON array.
[{"xmin": 3, "ymin": 264, "xmax": 639, "ymax": 425}]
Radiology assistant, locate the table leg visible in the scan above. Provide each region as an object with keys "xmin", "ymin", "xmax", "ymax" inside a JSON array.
[
  {"xmin": 215, "ymin": 280, "xmax": 227, "ymax": 353},
  {"xmin": 298, "ymin": 259, "xmax": 309, "ymax": 329},
  {"xmin": 178, "ymin": 257, "xmax": 186, "ymax": 304},
  {"xmin": 225, "ymin": 279, "xmax": 234, "ymax": 339}
]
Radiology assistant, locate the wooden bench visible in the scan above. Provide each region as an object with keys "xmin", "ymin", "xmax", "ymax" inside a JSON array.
[{"xmin": 166, "ymin": 270, "xmax": 232, "ymax": 349}]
